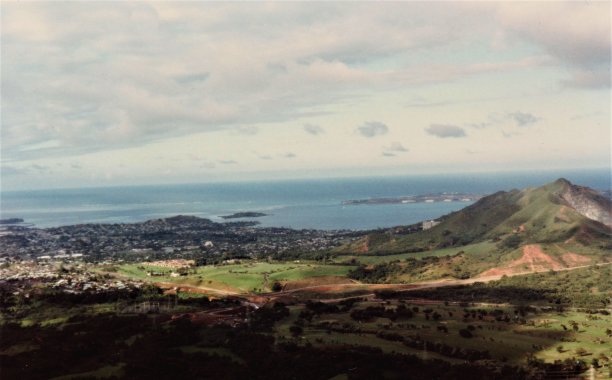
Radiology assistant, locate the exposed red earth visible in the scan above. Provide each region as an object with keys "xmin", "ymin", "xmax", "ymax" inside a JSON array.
[{"xmin": 479, "ymin": 244, "xmax": 565, "ymax": 277}]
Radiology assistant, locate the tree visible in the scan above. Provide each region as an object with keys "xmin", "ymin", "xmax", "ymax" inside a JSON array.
[
  {"xmin": 556, "ymin": 345, "xmax": 564, "ymax": 353},
  {"xmin": 575, "ymin": 347, "xmax": 588, "ymax": 356},
  {"xmin": 499, "ymin": 234, "xmax": 522, "ymax": 250},
  {"xmin": 271, "ymin": 281, "xmax": 283, "ymax": 292},
  {"xmin": 289, "ymin": 325, "xmax": 303, "ymax": 337}
]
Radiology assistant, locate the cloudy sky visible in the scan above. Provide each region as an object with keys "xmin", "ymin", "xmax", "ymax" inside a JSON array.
[{"xmin": 1, "ymin": 1, "xmax": 610, "ymax": 190}]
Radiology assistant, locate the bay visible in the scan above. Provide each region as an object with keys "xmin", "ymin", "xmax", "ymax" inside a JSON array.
[{"xmin": 1, "ymin": 169, "xmax": 608, "ymax": 230}]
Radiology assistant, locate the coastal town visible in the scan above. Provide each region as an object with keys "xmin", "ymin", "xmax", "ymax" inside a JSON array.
[{"xmin": 0, "ymin": 215, "xmax": 363, "ymax": 264}]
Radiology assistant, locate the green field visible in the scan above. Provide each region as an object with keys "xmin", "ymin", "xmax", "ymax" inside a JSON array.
[{"xmin": 116, "ymin": 261, "xmax": 355, "ymax": 293}]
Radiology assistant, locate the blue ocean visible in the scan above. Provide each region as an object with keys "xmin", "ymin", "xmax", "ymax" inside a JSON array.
[{"xmin": 1, "ymin": 169, "xmax": 609, "ymax": 230}]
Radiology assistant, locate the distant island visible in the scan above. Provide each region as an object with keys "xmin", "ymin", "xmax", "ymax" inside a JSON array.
[
  {"xmin": 220, "ymin": 212, "xmax": 268, "ymax": 219},
  {"xmin": 342, "ymin": 192, "xmax": 484, "ymax": 205},
  {"xmin": 0, "ymin": 218, "xmax": 24, "ymax": 225}
]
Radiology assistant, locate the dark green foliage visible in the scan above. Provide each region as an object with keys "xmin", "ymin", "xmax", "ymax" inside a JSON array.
[
  {"xmin": 348, "ymin": 256, "xmax": 447, "ymax": 283},
  {"xmin": 347, "ymin": 262, "xmax": 401, "ymax": 283},
  {"xmin": 289, "ymin": 324, "xmax": 303, "ymax": 337},
  {"xmin": 349, "ymin": 305, "xmax": 413, "ymax": 322},
  {"xmin": 499, "ymin": 234, "xmax": 522, "ymax": 250},
  {"xmin": 399, "ymin": 266, "xmax": 612, "ymax": 308},
  {"xmin": 305, "ymin": 301, "xmax": 340, "ymax": 314},
  {"xmin": 271, "ymin": 281, "xmax": 283, "ymax": 292},
  {"xmin": 0, "ymin": 311, "xmax": 530, "ymax": 380},
  {"xmin": 250, "ymin": 303, "xmax": 290, "ymax": 330}
]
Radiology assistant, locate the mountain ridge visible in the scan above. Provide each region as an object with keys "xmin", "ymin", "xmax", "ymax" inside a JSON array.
[{"xmin": 336, "ymin": 178, "xmax": 611, "ymax": 280}]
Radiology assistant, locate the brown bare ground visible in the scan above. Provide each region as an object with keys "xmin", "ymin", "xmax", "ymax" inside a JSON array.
[
  {"xmin": 155, "ymin": 282, "xmax": 240, "ymax": 296},
  {"xmin": 561, "ymin": 252, "xmax": 591, "ymax": 266},
  {"xmin": 552, "ymin": 244, "xmax": 592, "ymax": 267},
  {"xmin": 478, "ymin": 244, "xmax": 564, "ymax": 277},
  {"xmin": 356, "ymin": 238, "xmax": 369, "ymax": 253},
  {"xmin": 281, "ymin": 276, "xmax": 356, "ymax": 291},
  {"xmin": 555, "ymin": 206, "xmax": 572, "ymax": 223}
]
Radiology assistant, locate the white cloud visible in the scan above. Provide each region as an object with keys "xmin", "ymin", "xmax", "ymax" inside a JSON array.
[
  {"xmin": 0, "ymin": 2, "xmax": 546, "ymax": 161},
  {"xmin": 496, "ymin": 2, "xmax": 610, "ymax": 88},
  {"xmin": 1, "ymin": 2, "xmax": 609, "ymax": 189}
]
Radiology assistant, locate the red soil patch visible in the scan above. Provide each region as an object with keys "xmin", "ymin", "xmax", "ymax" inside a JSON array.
[
  {"xmin": 479, "ymin": 244, "xmax": 564, "ymax": 277},
  {"xmin": 356, "ymin": 238, "xmax": 369, "ymax": 253},
  {"xmin": 561, "ymin": 252, "xmax": 591, "ymax": 266}
]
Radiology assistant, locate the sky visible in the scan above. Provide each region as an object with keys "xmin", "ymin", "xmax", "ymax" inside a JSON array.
[{"xmin": 1, "ymin": 1, "xmax": 610, "ymax": 190}]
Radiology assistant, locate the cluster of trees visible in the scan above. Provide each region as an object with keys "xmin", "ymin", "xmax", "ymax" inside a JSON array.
[
  {"xmin": 525, "ymin": 356, "xmax": 589, "ymax": 379},
  {"xmin": 374, "ymin": 331, "xmax": 491, "ymax": 361},
  {"xmin": 350, "ymin": 305, "xmax": 414, "ymax": 322},
  {"xmin": 348, "ymin": 256, "xmax": 452, "ymax": 283},
  {"xmin": 250, "ymin": 302, "xmax": 290, "ymax": 330},
  {"xmin": 396, "ymin": 266, "xmax": 611, "ymax": 308},
  {"xmin": 498, "ymin": 234, "xmax": 522, "ymax": 250},
  {"xmin": 0, "ymin": 282, "xmax": 164, "ymax": 309},
  {"xmin": 2, "ymin": 306, "xmax": 534, "ymax": 380},
  {"xmin": 347, "ymin": 262, "xmax": 402, "ymax": 283},
  {"xmin": 296, "ymin": 300, "xmax": 362, "ymax": 325}
]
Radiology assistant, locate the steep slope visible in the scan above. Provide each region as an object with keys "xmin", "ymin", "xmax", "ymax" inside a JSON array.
[
  {"xmin": 339, "ymin": 189, "xmax": 523, "ymax": 254},
  {"xmin": 554, "ymin": 178, "xmax": 611, "ymax": 227},
  {"xmin": 336, "ymin": 179, "xmax": 611, "ymax": 279}
]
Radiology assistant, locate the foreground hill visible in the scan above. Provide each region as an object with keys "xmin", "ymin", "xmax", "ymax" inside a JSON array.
[{"xmin": 336, "ymin": 178, "xmax": 611, "ymax": 280}]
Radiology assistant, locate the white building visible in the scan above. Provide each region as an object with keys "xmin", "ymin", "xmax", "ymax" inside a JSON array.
[{"xmin": 422, "ymin": 220, "xmax": 441, "ymax": 230}]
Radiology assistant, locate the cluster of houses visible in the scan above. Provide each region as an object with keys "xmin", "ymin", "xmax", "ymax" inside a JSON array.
[
  {"xmin": 1, "ymin": 260, "xmax": 143, "ymax": 296},
  {"xmin": 0, "ymin": 216, "xmax": 359, "ymax": 263}
]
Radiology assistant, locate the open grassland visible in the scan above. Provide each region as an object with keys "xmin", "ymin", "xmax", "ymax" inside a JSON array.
[
  {"xmin": 116, "ymin": 261, "xmax": 355, "ymax": 293},
  {"xmin": 274, "ymin": 299, "xmax": 611, "ymax": 377}
]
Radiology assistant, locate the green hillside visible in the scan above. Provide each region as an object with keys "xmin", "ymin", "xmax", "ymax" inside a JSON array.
[{"xmin": 335, "ymin": 179, "xmax": 611, "ymax": 281}]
